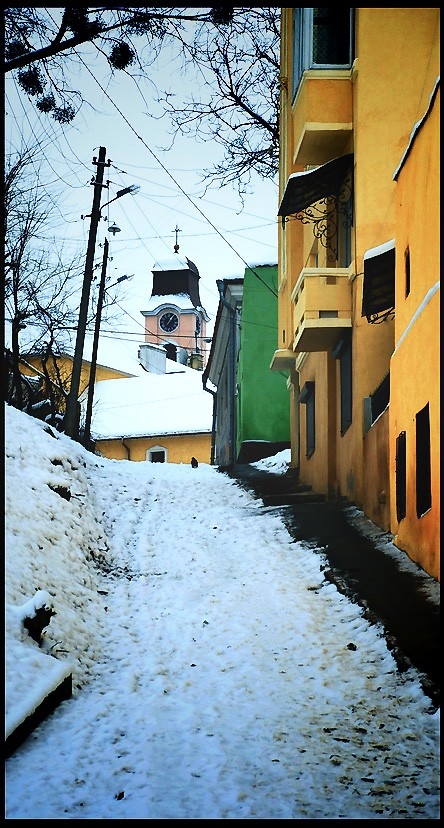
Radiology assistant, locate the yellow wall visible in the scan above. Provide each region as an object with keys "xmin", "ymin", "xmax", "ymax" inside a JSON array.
[
  {"xmin": 95, "ymin": 432, "xmax": 212, "ymax": 465},
  {"xmin": 20, "ymin": 353, "xmax": 129, "ymax": 413}
]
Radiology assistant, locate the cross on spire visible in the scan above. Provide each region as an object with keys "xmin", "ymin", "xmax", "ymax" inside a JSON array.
[{"xmin": 172, "ymin": 224, "xmax": 181, "ymax": 253}]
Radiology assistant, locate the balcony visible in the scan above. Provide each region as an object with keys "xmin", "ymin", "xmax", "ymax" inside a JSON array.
[
  {"xmin": 291, "ymin": 268, "xmax": 352, "ymax": 352},
  {"xmin": 293, "ymin": 73, "xmax": 353, "ymax": 167},
  {"xmin": 270, "ymin": 349, "xmax": 296, "ymax": 372}
]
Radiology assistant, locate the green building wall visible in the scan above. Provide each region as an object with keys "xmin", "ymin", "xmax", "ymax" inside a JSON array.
[{"xmin": 236, "ymin": 264, "xmax": 290, "ymax": 461}]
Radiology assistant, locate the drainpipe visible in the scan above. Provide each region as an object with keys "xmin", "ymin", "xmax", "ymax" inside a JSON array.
[
  {"xmin": 121, "ymin": 438, "xmax": 131, "ymax": 460},
  {"xmin": 216, "ymin": 280, "xmax": 237, "ymax": 468},
  {"xmin": 202, "ymin": 378, "xmax": 217, "ymax": 465}
]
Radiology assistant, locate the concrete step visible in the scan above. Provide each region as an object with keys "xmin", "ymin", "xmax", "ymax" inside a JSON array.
[
  {"xmin": 261, "ymin": 491, "xmax": 326, "ymax": 507},
  {"xmin": 5, "ymin": 673, "xmax": 72, "ymax": 759}
]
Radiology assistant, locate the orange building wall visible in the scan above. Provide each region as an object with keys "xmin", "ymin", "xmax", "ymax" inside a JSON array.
[
  {"xmin": 389, "ymin": 83, "xmax": 440, "ymax": 579},
  {"xmin": 389, "ymin": 298, "xmax": 440, "ymax": 579},
  {"xmin": 144, "ymin": 312, "xmax": 207, "ymax": 366}
]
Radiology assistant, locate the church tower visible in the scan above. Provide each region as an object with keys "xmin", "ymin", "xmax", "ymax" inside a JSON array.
[{"xmin": 141, "ymin": 249, "xmax": 210, "ymax": 370}]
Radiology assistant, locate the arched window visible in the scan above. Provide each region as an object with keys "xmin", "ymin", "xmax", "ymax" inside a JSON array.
[{"xmin": 147, "ymin": 445, "xmax": 167, "ymax": 463}]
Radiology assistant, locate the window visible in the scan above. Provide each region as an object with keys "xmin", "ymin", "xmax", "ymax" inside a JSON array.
[
  {"xmin": 396, "ymin": 431, "xmax": 406, "ymax": 522},
  {"xmin": 299, "ymin": 381, "xmax": 315, "ymax": 458},
  {"xmin": 313, "ymin": 8, "xmax": 352, "ymax": 65},
  {"xmin": 164, "ymin": 342, "xmax": 177, "ymax": 361},
  {"xmin": 362, "ymin": 240, "xmax": 395, "ymax": 323},
  {"xmin": 335, "ymin": 186, "xmax": 353, "ymax": 267},
  {"xmin": 292, "ymin": 8, "xmax": 354, "ymax": 100},
  {"xmin": 416, "ymin": 403, "xmax": 431, "ymax": 517},
  {"xmin": 147, "ymin": 446, "xmax": 167, "ymax": 463},
  {"xmin": 404, "ymin": 247, "xmax": 411, "ymax": 297},
  {"xmin": 333, "ymin": 334, "xmax": 352, "ymax": 435}
]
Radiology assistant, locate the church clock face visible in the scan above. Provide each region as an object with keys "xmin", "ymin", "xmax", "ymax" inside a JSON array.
[{"xmin": 159, "ymin": 311, "xmax": 179, "ymax": 333}]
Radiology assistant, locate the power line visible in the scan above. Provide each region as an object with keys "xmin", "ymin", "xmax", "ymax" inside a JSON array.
[{"xmin": 77, "ymin": 56, "xmax": 278, "ymax": 298}]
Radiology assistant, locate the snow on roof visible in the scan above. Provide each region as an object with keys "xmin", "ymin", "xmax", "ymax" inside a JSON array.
[
  {"xmin": 5, "ymin": 323, "xmax": 148, "ymax": 380},
  {"xmin": 393, "ymin": 75, "xmax": 440, "ymax": 180},
  {"xmin": 87, "ymin": 366, "xmax": 213, "ymax": 440},
  {"xmin": 215, "ymin": 263, "xmax": 277, "ymax": 282},
  {"xmin": 82, "ymin": 334, "xmax": 148, "ymax": 377},
  {"xmin": 245, "ymin": 262, "xmax": 278, "ymax": 270},
  {"xmin": 363, "ymin": 239, "xmax": 395, "ymax": 260},
  {"xmin": 152, "ymin": 255, "xmax": 198, "ymax": 273},
  {"xmin": 142, "ymin": 294, "xmax": 199, "ymax": 313},
  {"xmin": 152, "ymin": 255, "xmax": 188, "ymax": 270}
]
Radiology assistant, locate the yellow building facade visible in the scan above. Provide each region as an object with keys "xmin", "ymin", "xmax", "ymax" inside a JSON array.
[
  {"xmin": 273, "ymin": 9, "xmax": 439, "ymax": 579},
  {"xmin": 94, "ymin": 432, "xmax": 211, "ymax": 464},
  {"xmin": 19, "ymin": 352, "xmax": 131, "ymax": 416},
  {"xmin": 19, "ymin": 353, "xmax": 212, "ymax": 466}
]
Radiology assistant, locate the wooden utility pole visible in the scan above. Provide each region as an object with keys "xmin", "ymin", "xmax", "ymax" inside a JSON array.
[
  {"xmin": 64, "ymin": 147, "xmax": 109, "ymax": 439},
  {"xmin": 82, "ymin": 237, "xmax": 109, "ymax": 448}
]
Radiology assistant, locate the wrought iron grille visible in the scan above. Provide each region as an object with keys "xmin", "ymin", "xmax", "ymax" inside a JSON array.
[{"xmin": 284, "ymin": 165, "xmax": 353, "ymax": 263}]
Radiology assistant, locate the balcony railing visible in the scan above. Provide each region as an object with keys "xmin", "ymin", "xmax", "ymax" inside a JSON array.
[{"xmin": 291, "ymin": 267, "xmax": 352, "ymax": 352}]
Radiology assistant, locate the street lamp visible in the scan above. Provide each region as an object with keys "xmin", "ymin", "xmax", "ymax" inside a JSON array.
[
  {"xmin": 101, "ymin": 186, "xmax": 140, "ymax": 239},
  {"xmin": 101, "ymin": 184, "xmax": 140, "ymax": 212},
  {"xmin": 64, "ymin": 151, "xmax": 139, "ymax": 440}
]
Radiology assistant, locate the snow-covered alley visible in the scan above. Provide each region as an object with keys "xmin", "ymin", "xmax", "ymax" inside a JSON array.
[{"xmin": 5, "ymin": 407, "xmax": 440, "ymax": 819}]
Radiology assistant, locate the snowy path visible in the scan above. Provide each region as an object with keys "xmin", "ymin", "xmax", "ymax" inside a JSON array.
[{"xmin": 6, "ymin": 455, "xmax": 439, "ymax": 819}]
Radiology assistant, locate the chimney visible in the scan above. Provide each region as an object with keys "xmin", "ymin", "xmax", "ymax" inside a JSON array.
[{"xmin": 138, "ymin": 343, "xmax": 167, "ymax": 374}]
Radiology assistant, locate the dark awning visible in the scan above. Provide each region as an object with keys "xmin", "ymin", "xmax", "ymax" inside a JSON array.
[
  {"xmin": 362, "ymin": 240, "xmax": 395, "ymax": 322},
  {"xmin": 278, "ymin": 153, "xmax": 353, "ymax": 219}
]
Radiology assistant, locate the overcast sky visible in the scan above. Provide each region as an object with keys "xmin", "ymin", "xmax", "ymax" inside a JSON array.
[{"xmin": 5, "ymin": 11, "xmax": 279, "ymax": 340}]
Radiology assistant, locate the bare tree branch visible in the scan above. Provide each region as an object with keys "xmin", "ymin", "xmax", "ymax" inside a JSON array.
[
  {"xmin": 4, "ymin": 146, "xmax": 84, "ymax": 411},
  {"xmin": 5, "ymin": 7, "xmax": 278, "ymax": 189}
]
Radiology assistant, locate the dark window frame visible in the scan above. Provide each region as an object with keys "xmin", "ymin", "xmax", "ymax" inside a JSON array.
[
  {"xmin": 335, "ymin": 183, "xmax": 353, "ymax": 267},
  {"xmin": 404, "ymin": 246, "xmax": 411, "ymax": 298},
  {"xmin": 333, "ymin": 334, "xmax": 352, "ymax": 435},
  {"xmin": 416, "ymin": 403, "xmax": 432, "ymax": 517},
  {"xmin": 292, "ymin": 8, "xmax": 354, "ymax": 101},
  {"xmin": 299, "ymin": 381, "xmax": 316, "ymax": 458},
  {"xmin": 395, "ymin": 431, "xmax": 407, "ymax": 522},
  {"xmin": 362, "ymin": 242, "xmax": 395, "ymax": 323}
]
